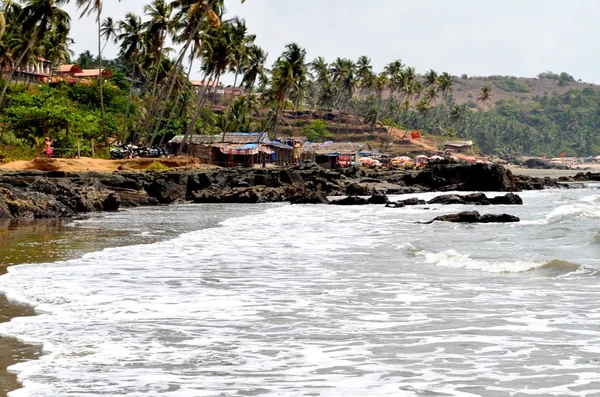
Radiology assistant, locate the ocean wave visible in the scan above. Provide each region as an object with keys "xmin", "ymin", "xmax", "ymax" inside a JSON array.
[
  {"xmin": 545, "ymin": 195, "xmax": 600, "ymax": 223},
  {"xmin": 398, "ymin": 244, "xmax": 584, "ymax": 275},
  {"xmin": 532, "ymin": 260, "xmax": 583, "ymax": 276}
]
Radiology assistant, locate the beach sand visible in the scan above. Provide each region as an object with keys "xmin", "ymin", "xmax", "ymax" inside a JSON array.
[{"xmin": 506, "ymin": 164, "xmax": 600, "ymax": 179}]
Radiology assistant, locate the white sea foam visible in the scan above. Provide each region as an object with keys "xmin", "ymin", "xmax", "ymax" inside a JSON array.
[{"xmin": 1, "ymin": 189, "xmax": 600, "ymax": 396}]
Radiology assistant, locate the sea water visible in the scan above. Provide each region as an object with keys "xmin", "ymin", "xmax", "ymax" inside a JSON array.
[{"xmin": 1, "ymin": 185, "xmax": 600, "ymax": 396}]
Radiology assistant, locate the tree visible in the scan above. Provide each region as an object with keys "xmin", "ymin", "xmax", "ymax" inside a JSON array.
[
  {"xmin": 424, "ymin": 69, "xmax": 438, "ymax": 87},
  {"xmin": 477, "ymin": 85, "xmax": 493, "ymax": 110},
  {"xmin": 76, "ymin": 0, "xmax": 121, "ymax": 145},
  {"xmin": 0, "ymin": 0, "xmax": 71, "ymax": 108},
  {"xmin": 302, "ymin": 119, "xmax": 327, "ymax": 142},
  {"xmin": 437, "ymin": 72, "xmax": 454, "ymax": 98},
  {"xmin": 117, "ymin": 12, "xmax": 143, "ymax": 142},
  {"xmin": 266, "ymin": 42, "xmax": 307, "ymax": 136}
]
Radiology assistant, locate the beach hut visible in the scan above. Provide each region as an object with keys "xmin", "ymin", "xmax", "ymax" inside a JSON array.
[
  {"xmin": 302, "ymin": 141, "xmax": 372, "ymax": 169},
  {"xmin": 444, "ymin": 140, "xmax": 473, "ymax": 154},
  {"xmin": 169, "ymin": 132, "xmax": 293, "ymax": 167}
]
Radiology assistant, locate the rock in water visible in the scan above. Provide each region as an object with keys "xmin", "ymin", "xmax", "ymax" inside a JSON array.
[
  {"xmin": 424, "ymin": 211, "xmax": 520, "ymax": 224},
  {"xmin": 330, "ymin": 196, "xmax": 370, "ymax": 205}
]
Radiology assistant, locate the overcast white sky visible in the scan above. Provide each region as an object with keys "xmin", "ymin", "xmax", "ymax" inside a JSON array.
[{"xmin": 64, "ymin": 0, "xmax": 600, "ymax": 85}]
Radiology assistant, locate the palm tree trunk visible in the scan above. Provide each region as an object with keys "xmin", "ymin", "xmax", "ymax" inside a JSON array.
[
  {"xmin": 0, "ymin": 35, "xmax": 37, "ymax": 108},
  {"xmin": 121, "ymin": 53, "xmax": 138, "ymax": 144},
  {"xmin": 143, "ymin": 1, "xmax": 218, "ymax": 145},
  {"xmin": 97, "ymin": 10, "xmax": 107, "ymax": 145},
  {"xmin": 176, "ymin": 72, "xmax": 218, "ymax": 155},
  {"xmin": 152, "ymin": 59, "xmax": 196, "ymax": 148},
  {"xmin": 234, "ymin": 82, "xmax": 255, "ymax": 132}
]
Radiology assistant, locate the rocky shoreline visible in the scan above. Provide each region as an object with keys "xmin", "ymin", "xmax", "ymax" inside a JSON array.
[{"xmin": 1, "ymin": 163, "xmax": 598, "ymax": 219}]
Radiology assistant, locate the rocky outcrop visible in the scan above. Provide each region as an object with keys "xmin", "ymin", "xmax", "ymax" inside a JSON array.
[
  {"xmin": 385, "ymin": 198, "xmax": 427, "ymax": 208},
  {"xmin": 0, "ymin": 163, "xmax": 554, "ymax": 219},
  {"xmin": 427, "ymin": 193, "xmax": 523, "ymax": 205},
  {"xmin": 423, "ymin": 211, "xmax": 520, "ymax": 224}
]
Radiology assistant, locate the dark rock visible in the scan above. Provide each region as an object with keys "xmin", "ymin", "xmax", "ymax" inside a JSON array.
[
  {"xmin": 330, "ymin": 196, "xmax": 370, "ymax": 205},
  {"xmin": 427, "ymin": 193, "xmax": 523, "ymax": 205},
  {"xmin": 489, "ymin": 193, "xmax": 523, "ymax": 205},
  {"xmin": 367, "ymin": 193, "xmax": 389, "ymax": 204},
  {"xmin": 400, "ymin": 198, "xmax": 427, "ymax": 206},
  {"xmin": 424, "ymin": 211, "xmax": 520, "ymax": 224},
  {"xmin": 289, "ymin": 189, "xmax": 329, "ymax": 204}
]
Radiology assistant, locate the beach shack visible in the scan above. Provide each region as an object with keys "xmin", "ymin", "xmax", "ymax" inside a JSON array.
[
  {"xmin": 444, "ymin": 140, "xmax": 473, "ymax": 154},
  {"xmin": 169, "ymin": 132, "xmax": 293, "ymax": 167},
  {"xmin": 302, "ymin": 141, "xmax": 373, "ymax": 168}
]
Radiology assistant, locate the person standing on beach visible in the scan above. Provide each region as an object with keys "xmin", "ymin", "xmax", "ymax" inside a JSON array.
[
  {"xmin": 293, "ymin": 140, "xmax": 302, "ymax": 165},
  {"xmin": 44, "ymin": 137, "xmax": 53, "ymax": 159}
]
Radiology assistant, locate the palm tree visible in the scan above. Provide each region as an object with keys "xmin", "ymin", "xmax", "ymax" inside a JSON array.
[
  {"xmin": 267, "ymin": 42, "xmax": 307, "ymax": 136},
  {"xmin": 437, "ymin": 72, "xmax": 454, "ymax": 98},
  {"xmin": 0, "ymin": 0, "xmax": 70, "ymax": 108},
  {"xmin": 425, "ymin": 85, "xmax": 438, "ymax": 105},
  {"xmin": 477, "ymin": 85, "xmax": 493, "ymax": 110},
  {"xmin": 235, "ymin": 44, "xmax": 266, "ymax": 131},
  {"xmin": 356, "ymin": 55, "xmax": 372, "ymax": 98},
  {"xmin": 76, "ymin": 0, "xmax": 120, "ymax": 145},
  {"xmin": 150, "ymin": 0, "xmax": 226, "ymax": 150},
  {"xmin": 424, "ymin": 69, "xmax": 438, "ymax": 87},
  {"xmin": 76, "ymin": 50, "xmax": 95, "ymax": 68},
  {"xmin": 117, "ymin": 12, "xmax": 144, "ymax": 143},
  {"xmin": 227, "ymin": 17, "xmax": 255, "ymax": 102},
  {"xmin": 143, "ymin": 0, "xmax": 174, "ymax": 98},
  {"xmin": 100, "ymin": 16, "xmax": 117, "ymax": 53}
]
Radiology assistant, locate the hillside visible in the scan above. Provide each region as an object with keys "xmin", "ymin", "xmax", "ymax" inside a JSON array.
[{"xmin": 450, "ymin": 76, "xmax": 599, "ymax": 105}]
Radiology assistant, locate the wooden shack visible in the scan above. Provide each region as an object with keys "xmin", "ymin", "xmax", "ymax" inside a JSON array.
[
  {"xmin": 302, "ymin": 141, "xmax": 373, "ymax": 168},
  {"xmin": 444, "ymin": 140, "xmax": 473, "ymax": 154},
  {"xmin": 169, "ymin": 133, "xmax": 293, "ymax": 167}
]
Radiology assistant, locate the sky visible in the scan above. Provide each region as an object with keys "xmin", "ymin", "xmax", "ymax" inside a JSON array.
[{"xmin": 63, "ymin": 0, "xmax": 600, "ymax": 85}]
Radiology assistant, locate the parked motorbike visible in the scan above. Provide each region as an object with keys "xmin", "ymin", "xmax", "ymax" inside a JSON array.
[{"xmin": 110, "ymin": 144, "xmax": 133, "ymax": 160}]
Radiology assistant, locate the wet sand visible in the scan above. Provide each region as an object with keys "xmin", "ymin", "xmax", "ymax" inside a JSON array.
[{"xmin": 0, "ymin": 219, "xmax": 141, "ymax": 397}]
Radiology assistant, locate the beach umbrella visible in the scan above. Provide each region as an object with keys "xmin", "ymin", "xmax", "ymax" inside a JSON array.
[
  {"xmin": 415, "ymin": 155, "xmax": 430, "ymax": 161},
  {"xmin": 429, "ymin": 155, "xmax": 444, "ymax": 161},
  {"xmin": 393, "ymin": 156, "xmax": 411, "ymax": 162}
]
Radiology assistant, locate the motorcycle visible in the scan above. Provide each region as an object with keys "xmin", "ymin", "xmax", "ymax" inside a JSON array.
[{"xmin": 109, "ymin": 144, "xmax": 134, "ymax": 160}]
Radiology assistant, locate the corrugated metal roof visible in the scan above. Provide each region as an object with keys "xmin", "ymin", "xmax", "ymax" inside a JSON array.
[
  {"xmin": 445, "ymin": 140, "xmax": 473, "ymax": 147},
  {"xmin": 303, "ymin": 141, "xmax": 371, "ymax": 155},
  {"xmin": 169, "ymin": 132, "xmax": 268, "ymax": 145}
]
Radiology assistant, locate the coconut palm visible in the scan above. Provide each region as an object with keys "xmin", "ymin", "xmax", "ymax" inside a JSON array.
[
  {"xmin": 437, "ymin": 72, "xmax": 454, "ymax": 98},
  {"xmin": 150, "ymin": 0, "xmax": 226, "ymax": 150},
  {"xmin": 477, "ymin": 85, "xmax": 493, "ymax": 109},
  {"xmin": 234, "ymin": 44, "xmax": 266, "ymax": 131},
  {"xmin": 100, "ymin": 16, "xmax": 117, "ymax": 52},
  {"xmin": 117, "ymin": 12, "xmax": 144, "ymax": 143},
  {"xmin": 227, "ymin": 17, "xmax": 255, "ymax": 101},
  {"xmin": 0, "ymin": 0, "xmax": 70, "ymax": 107},
  {"xmin": 425, "ymin": 85, "xmax": 438, "ymax": 105},
  {"xmin": 424, "ymin": 69, "xmax": 438, "ymax": 87},
  {"xmin": 76, "ymin": 0, "xmax": 121, "ymax": 144}
]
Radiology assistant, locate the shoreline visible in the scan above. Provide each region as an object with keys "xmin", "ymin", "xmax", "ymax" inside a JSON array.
[{"xmin": 0, "ymin": 218, "xmax": 164, "ymax": 396}]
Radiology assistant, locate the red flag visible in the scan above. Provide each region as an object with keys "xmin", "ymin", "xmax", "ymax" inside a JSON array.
[
  {"xmin": 542, "ymin": 156, "xmax": 546, "ymax": 160},
  {"xmin": 411, "ymin": 131, "xmax": 421, "ymax": 139},
  {"xmin": 560, "ymin": 153, "xmax": 565, "ymax": 157}
]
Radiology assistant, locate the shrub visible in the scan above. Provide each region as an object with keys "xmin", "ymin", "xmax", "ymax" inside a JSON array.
[{"xmin": 147, "ymin": 161, "xmax": 169, "ymax": 171}]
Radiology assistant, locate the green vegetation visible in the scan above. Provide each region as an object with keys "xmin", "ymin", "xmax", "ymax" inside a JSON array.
[
  {"xmin": 302, "ymin": 120, "xmax": 328, "ymax": 142},
  {"xmin": 0, "ymin": 0, "xmax": 598, "ymax": 161},
  {"xmin": 484, "ymin": 76, "xmax": 530, "ymax": 93},
  {"xmin": 147, "ymin": 161, "xmax": 169, "ymax": 171}
]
